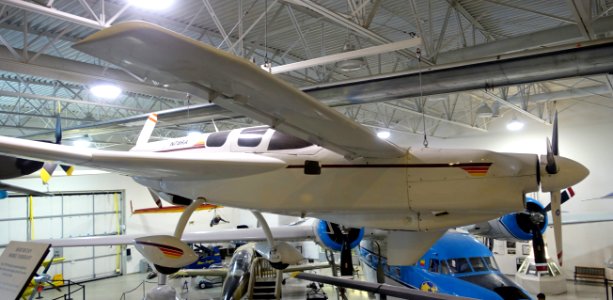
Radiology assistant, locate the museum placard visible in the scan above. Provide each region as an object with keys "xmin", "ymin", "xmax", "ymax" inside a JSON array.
[{"xmin": 0, "ymin": 241, "xmax": 50, "ymax": 300}]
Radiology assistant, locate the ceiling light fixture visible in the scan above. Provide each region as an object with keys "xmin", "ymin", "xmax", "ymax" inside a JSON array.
[
  {"xmin": 73, "ymin": 139, "xmax": 91, "ymax": 148},
  {"xmin": 90, "ymin": 83, "xmax": 122, "ymax": 100},
  {"xmin": 187, "ymin": 131, "xmax": 201, "ymax": 138},
  {"xmin": 128, "ymin": 0, "xmax": 174, "ymax": 10},
  {"xmin": 506, "ymin": 117, "xmax": 525, "ymax": 131},
  {"xmin": 335, "ymin": 43, "xmax": 366, "ymax": 72},
  {"xmin": 377, "ymin": 131, "xmax": 391, "ymax": 139},
  {"xmin": 476, "ymin": 103, "xmax": 493, "ymax": 118}
]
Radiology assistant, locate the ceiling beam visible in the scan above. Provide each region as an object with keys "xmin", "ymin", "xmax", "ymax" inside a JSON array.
[
  {"xmin": 280, "ymin": 0, "xmax": 430, "ymax": 64},
  {"xmin": 269, "ymin": 38, "xmax": 421, "ymax": 74}
]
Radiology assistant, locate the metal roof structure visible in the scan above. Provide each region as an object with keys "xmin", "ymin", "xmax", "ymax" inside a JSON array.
[{"xmin": 0, "ymin": 0, "xmax": 612, "ymax": 149}]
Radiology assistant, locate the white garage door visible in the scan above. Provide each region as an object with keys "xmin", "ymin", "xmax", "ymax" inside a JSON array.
[{"xmin": 0, "ymin": 191, "xmax": 125, "ymax": 282}]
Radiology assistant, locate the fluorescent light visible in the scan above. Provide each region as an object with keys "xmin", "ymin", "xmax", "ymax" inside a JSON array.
[
  {"xmin": 73, "ymin": 139, "xmax": 91, "ymax": 148},
  {"xmin": 377, "ymin": 131, "xmax": 391, "ymax": 139},
  {"xmin": 506, "ymin": 118, "xmax": 524, "ymax": 131},
  {"xmin": 187, "ymin": 131, "xmax": 201, "ymax": 138},
  {"xmin": 90, "ymin": 84, "xmax": 122, "ymax": 100},
  {"xmin": 129, "ymin": 0, "xmax": 174, "ymax": 10}
]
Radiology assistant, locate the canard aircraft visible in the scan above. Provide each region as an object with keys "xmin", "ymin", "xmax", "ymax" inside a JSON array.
[{"xmin": 0, "ymin": 22, "xmax": 589, "ymax": 269}]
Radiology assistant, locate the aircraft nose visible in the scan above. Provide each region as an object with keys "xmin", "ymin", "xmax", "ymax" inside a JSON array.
[
  {"xmin": 221, "ymin": 275, "xmax": 244, "ymax": 300},
  {"xmin": 540, "ymin": 156, "xmax": 589, "ymax": 192}
]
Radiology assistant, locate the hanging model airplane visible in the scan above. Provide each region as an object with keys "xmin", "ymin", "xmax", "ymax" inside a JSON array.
[
  {"xmin": 0, "ymin": 110, "xmax": 72, "ymax": 197},
  {"xmin": 0, "ymin": 22, "xmax": 589, "ymax": 268}
]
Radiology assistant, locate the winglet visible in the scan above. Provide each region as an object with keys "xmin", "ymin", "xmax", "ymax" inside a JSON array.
[{"xmin": 136, "ymin": 113, "xmax": 158, "ymax": 145}]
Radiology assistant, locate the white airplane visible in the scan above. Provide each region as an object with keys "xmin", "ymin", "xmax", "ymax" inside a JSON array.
[{"xmin": 0, "ymin": 22, "xmax": 588, "ymax": 269}]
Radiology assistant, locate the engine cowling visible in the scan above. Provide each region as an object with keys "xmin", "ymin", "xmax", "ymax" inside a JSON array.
[
  {"xmin": 468, "ymin": 197, "xmax": 547, "ymax": 241},
  {"xmin": 149, "ymin": 189, "xmax": 193, "ymax": 206},
  {"xmin": 312, "ymin": 219, "xmax": 364, "ymax": 251},
  {"xmin": 0, "ymin": 155, "xmax": 44, "ymax": 180}
]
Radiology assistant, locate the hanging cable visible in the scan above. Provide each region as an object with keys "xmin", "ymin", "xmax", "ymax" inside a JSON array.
[
  {"xmin": 416, "ymin": 48, "xmax": 428, "ymax": 148},
  {"xmin": 264, "ymin": 0, "xmax": 269, "ymax": 72}
]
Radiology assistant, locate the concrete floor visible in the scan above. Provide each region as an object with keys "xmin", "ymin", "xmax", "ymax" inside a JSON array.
[{"xmin": 36, "ymin": 271, "xmax": 611, "ymax": 300}]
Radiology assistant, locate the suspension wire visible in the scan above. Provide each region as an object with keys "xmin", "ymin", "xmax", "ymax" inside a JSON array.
[
  {"xmin": 264, "ymin": 0, "xmax": 269, "ymax": 72},
  {"xmin": 416, "ymin": 48, "xmax": 428, "ymax": 148}
]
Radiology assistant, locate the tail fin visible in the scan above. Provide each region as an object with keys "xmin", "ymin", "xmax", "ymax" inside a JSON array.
[{"xmin": 136, "ymin": 113, "xmax": 158, "ymax": 145}]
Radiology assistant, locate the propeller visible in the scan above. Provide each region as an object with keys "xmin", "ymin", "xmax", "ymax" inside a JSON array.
[
  {"xmin": 330, "ymin": 224, "xmax": 353, "ymax": 277},
  {"xmin": 539, "ymin": 111, "xmax": 566, "ymax": 266},
  {"xmin": 29, "ymin": 255, "xmax": 61, "ymax": 300},
  {"xmin": 40, "ymin": 112, "xmax": 74, "ymax": 184}
]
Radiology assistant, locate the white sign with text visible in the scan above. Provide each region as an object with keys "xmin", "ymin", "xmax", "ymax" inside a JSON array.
[{"xmin": 0, "ymin": 241, "xmax": 50, "ymax": 300}]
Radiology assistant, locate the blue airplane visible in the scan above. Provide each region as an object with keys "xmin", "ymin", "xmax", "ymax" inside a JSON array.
[{"xmin": 360, "ymin": 231, "xmax": 533, "ymax": 300}]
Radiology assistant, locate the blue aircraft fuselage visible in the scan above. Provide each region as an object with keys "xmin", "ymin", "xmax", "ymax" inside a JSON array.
[{"xmin": 360, "ymin": 231, "xmax": 533, "ymax": 300}]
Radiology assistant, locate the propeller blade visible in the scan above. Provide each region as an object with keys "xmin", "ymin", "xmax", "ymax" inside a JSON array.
[
  {"xmin": 545, "ymin": 187, "xmax": 575, "ymax": 211},
  {"xmin": 60, "ymin": 164, "xmax": 74, "ymax": 176},
  {"xmin": 42, "ymin": 255, "xmax": 56, "ymax": 275},
  {"xmin": 40, "ymin": 162, "xmax": 57, "ymax": 184},
  {"xmin": 551, "ymin": 111, "xmax": 558, "ymax": 156},
  {"xmin": 54, "ymin": 114, "xmax": 62, "ymax": 144},
  {"xmin": 531, "ymin": 221, "xmax": 548, "ymax": 272},
  {"xmin": 550, "ymin": 190, "xmax": 563, "ymax": 266},
  {"xmin": 339, "ymin": 235, "xmax": 353, "ymax": 277},
  {"xmin": 28, "ymin": 283, "xmax": 40, "ymax": 300},
  {"xmin": 545, "ymin": 138, "xmax": 558, "ymax": 174}
]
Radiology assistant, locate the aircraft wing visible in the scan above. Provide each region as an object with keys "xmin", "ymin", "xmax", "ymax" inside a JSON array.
[
  {"xmin": 554, "ymin": 212, "xmax": 613, "ymax": 225},
  {"xmin": 171, "ymin": 268, "xmax": 229, "ymax": 278},
  {"xmin": 171, "ymin": 262, "xmax": 330, "ymax": 279},
  {"xmin": 0, "ymin": 181, "xmax": 50, "ymax": 197},
  {"xmin": 73, "ymin": 22, "xmax": 404, "ymax": 159},
  {"xmin": 0, "ymin": 136, "xmax": 286, "ymax": 180},
  {"xmin": 34, "ymin": 223, "xmax": 316, "ymax": 247}
]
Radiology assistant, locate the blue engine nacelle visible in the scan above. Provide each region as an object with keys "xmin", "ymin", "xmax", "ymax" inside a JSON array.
[
  {"xmin": 467, "ymin": 197, "xmax": 547, "ymax": 241},
  {"xmin": 312, "ymin": 220, "xmax": 364, "ymax": 251}
]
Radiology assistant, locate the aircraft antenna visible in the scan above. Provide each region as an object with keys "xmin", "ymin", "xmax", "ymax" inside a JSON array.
[{"xmin": 417, "ymin": 48, "xmax": 428, "ymax": 148}]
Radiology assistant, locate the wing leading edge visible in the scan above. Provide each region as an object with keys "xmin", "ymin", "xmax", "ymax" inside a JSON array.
[
  {"xmin": 73, "ymin": 21, "xmax": 404, "ymax": 159},
  {"xmin": 0, "ymin": 136, "xmax": 286, "ymax": 180}
]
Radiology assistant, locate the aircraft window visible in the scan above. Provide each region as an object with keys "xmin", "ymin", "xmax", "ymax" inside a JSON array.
[
  {"xmin": 447, "ymin": 258, "xmax": 472, "ymax": 273},
  {"xmin": 440, "ymin": 261, "xmax": 451, "ymax": 275},
  {"xmin": 470, "ymin": 257, "xmax": 488, "ymax": 272},
  {"xmin": 429, "ymin": 259, "xmax": 440, "ymax": 273},
  {"xmin": 267, "ymin": 131, "xmax": 312, "ymax": 150},
  {"xmin": 483, "ymin": 256, "xmax": 499, "ymax": 271},
  {"xmin": 228, "ymin": 249, "xmax": 252, "ymax": 276},
  {"xmin": 206, "ymin": 131, "xmax": 230, "ymax": 147},
  {"xmin": 238, "ymin": 127, "xmax": 267, "ymax": 147}
]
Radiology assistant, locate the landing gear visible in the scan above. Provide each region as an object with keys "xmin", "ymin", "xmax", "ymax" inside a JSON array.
[{"xmin": 145, "ymin": 197, "xmax": 207, "ymax": 300}]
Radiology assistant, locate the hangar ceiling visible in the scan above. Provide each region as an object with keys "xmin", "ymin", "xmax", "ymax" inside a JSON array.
[{"xmin": 0, "ymin": 0, "xmax": 612, "ymax": 149}]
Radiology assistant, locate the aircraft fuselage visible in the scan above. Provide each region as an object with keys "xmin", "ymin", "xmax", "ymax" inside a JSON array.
[{"xmin": 130, "ymin": 127, "xmax": 549, "ymax": 230}]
